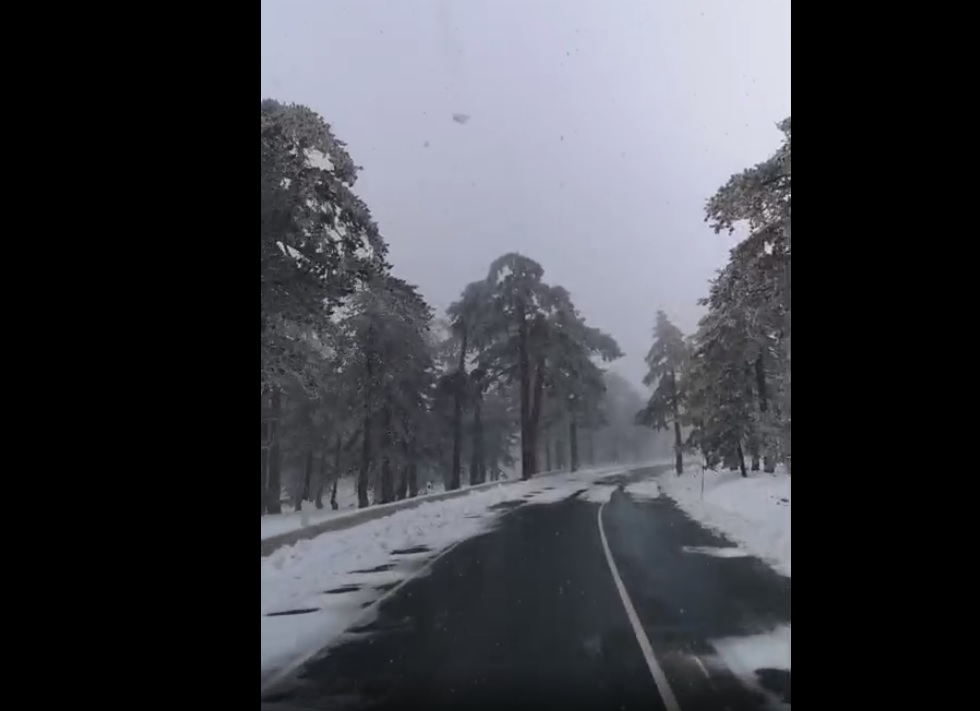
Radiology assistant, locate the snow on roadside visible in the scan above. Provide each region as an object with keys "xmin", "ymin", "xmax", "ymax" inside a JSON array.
[
  {"xmin": 660, "ymin": 469, "xmax": 791, "ymax": 577},
  {"xmin": 261, "ymin": 478, "xmax": 448, "ymax": 540},
  {"xmin": 624, "ymin": 479, "xmax": 660, "ymax": 500},
  {"xmin": 261, "ymin": 464, "xmax": 633, "ymax": 678},
  {"xmin": 709, "ymin": 625, "xmax": 791, "ymax": 709}
]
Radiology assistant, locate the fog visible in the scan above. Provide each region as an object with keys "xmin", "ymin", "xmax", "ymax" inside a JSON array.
[{"xmin": 260, "ymin": 0, "xmax": 791, "ymax": 390}]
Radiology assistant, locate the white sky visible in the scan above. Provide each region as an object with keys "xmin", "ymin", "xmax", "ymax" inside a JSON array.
[{"xmin": 261, "ymin": 0, "xmax": 791, "ymax": 389}]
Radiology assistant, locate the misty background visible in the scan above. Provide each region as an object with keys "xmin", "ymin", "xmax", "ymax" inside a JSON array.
[{"xmin": 261, "ymin": 0, "xmax": 790, "ymax": 390}]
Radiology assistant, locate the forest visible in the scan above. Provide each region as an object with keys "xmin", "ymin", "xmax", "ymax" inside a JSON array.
[
  {"xmin": 261, "ymin": 100, "xmax": 657, "ymax": 515},
  {"xmin": 636, "ymin": 119, "xmax": 791, "ymax": 478},
  {"xmin": 261, "ymin": 99, "xmax": 790, "ymax": 515}
]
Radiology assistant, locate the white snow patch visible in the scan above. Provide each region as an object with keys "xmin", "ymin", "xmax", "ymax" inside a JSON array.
[
  {"xmin": 261, "ymin": 478, "xmax": 446, "ymax": 540},
  {"xmin": 710, "ymin": 625, "xmax": 791, "ymax": 709},
  {"xmin": 712, "ymin": 625, "xmax": 790, "ymax": 671},
  {"xmin": 306, "ymin": 148, "xmax": 335, "ymax": 172},
  {"xmin": 261, "ymin": 464, "xmax": 637, "ymax": 676},
  {"xmin": 660, "ymin": 470, "xmax": 791, "ymax": 577},
  {"xmin": 580, "ymin": 485, "xmax": 616, "ymax": 504},
  {"xmin": 624, "ymin": 479, "xmax": 660, "ymax": 500},
  {"xmin": 681, "ymin": 545, "xmax": 750, "ymax": 559}
]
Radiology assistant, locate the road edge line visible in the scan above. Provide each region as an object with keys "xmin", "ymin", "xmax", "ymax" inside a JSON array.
[{"xmin": 597, "ymin": 499, "xmax": 682, "ymax": 711}]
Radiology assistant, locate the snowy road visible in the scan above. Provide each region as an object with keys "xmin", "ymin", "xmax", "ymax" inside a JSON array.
[{"xmin": 261, "ymin": 466, "xmax": 791, "ymax": 711}]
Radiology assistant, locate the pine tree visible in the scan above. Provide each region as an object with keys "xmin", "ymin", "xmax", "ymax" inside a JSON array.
[
  {"xmin": 705, "ymin": 117, "xmax": 791, "ymax": 469},
  {"xmin": 636, "ymin": 311, "xmax": 689, "ymax": 474}
]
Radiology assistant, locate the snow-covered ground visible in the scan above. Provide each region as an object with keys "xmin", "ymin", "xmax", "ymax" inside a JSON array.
[
  {"xmin": 261, "ymin": 464, "xmax": 635, "ymax": 683},
  {"xmin": 708, "ymin": 625, "xmax": 791, "ymax": 710},
  {"xmin": 261, "ymin": 477, "xmax": 449, "ymax": 540},
  {"xmin": 262, "ymin": 467, "xmax": 570, "ymax": 541},
  {"xmin": 660, "ymin": 467, "xmax": 791, "ymax": 578}
]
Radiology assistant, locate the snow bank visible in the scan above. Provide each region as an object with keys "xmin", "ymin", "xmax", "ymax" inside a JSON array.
[
  {"xmin": 261, "ymin": 464, "xmax": 634, "ymax": 680},
  {"xmin": 261, "ymin": 478, "xmax": 447, "ymax": 540},
  {"xmin": 660, "ymin": 469, "xmax": 790, "ymax": 577}
]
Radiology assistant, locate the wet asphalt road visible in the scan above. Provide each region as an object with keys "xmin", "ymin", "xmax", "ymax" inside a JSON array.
[{"xmin": 262, "ymin": 466, "xmax": 791, "ymax": 711}]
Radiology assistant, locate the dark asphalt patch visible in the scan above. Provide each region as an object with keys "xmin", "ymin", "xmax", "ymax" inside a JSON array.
[
  {"xmin": 756, "ymin": 668, "xmax": 791, "ymax": 703},
  {"xmin": 488, "ymin": 500, "xmax": 525, "ymax": 511},
  {"xmin": 351, "ymin": 563, "xmax": 396, "ymax": 574},
  {"xmin": 348, "ymin": 617, "xmax": 415, "ymax": 635},
  {"xmin": 266, "ymin": 608, "xmax": 319, "ymax": 617},
  {"xmin": 391, "ymin": 545, "xmax": 431, "ymax": 555},
  {"xmin": 324, "ymin": 585, "xmax": 361, "ymax": 594}
]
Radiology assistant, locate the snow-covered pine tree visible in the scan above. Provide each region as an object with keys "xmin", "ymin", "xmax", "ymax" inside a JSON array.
[{"xmin": 636, "ymin": 311, "xmax": 689, "ymax": 474}]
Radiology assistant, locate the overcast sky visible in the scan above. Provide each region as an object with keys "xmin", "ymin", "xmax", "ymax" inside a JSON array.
[{"xmin": 261, "ymin": 0, "xmax": 791, "ymax": 390}]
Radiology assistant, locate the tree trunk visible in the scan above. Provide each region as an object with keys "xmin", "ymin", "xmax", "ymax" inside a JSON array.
[
  {"xmin": 380, "ymin": 405, "xmax": 394, "ymax": 503},
  {"xmin": 314, "ymin": 448, "xmax": 327, "ymax": 509},
  {"xmin": 469, "ymin": 392, "xmax": 484, "ymax": 485},
  {"xmin": 408, "ymin": 461, "xmax": 419, "ymax": 497},
  {"xmin": 672, "ymin": 418, "xmax": 683, "ymax": 476},
  {"xmin": 380, "ymin": 456, "xmax": 393, "ymax": 503},
  {"xmin": 587, "ymin": 427, "xmax": 595, "ymax": 466},
  {"xmin": 302, "ymin": 449, "xmax": 314, "ymax": 502},
  {"xmin": 267, "ymin": 388, "xmax": 283, "ymax": 514},
  {"xmin": 357, "ymin": 343, "xmax": 374, "ymax": 508},
  {"xmin": 669, "ymin": 368, "xmax": 684, "ymax": 475},
  {"xmin": 518, "ymin": 305, "xmax": 532, "ymax": 479},
  {"xmin": 357, "ymin": 410, "xmax": 372, "ymax": 509},
  {"xmin": 261, "ymin": 446, "xmax": 268, "ymax": 515},
  {"xmin": 261, "ymin": 408, "xmax": 269, "ymax": 515},
  {"xmin": 754, "ymin": 355, "xmax": 777, "ymax": 472},
  {"xmin": 544, "ymin": 430, "xmax": 552, "ymax": 472},
  {"xmin": 330, "ymin": 434, "xmax": 341, "ymax": 510},
  {"xmin": 398, "ymin": 464, "xmax": 409, "ymax": 500},
  {"xmin": 450, "ymin": 328, "xmax": 468, "ymax": 491},
  {"xmin": 751, "ymin": 451, "xmax": 761, "ymax": 471},
  {"xmin": 527, "ymin": 355, "xmax": 546, "ymax": 475},
  {"xmin": 737, "ymin": 441, "xmax": 748, "ymax": 478},
  {"xmin": 569, "ymin": 416, "xmax": 579, "ymax": 473},
  {"xmin": 381, "ymin": 452, "xmax": 395, "ymax": 504}
]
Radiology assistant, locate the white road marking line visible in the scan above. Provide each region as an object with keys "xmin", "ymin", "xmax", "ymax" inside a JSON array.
[
  {"xmin": 692, "ymin": 654, "xmax": 711, "ymax": 679},
  {"xmin": 598, "ymin": 500, "xmax": 682, "ymax": 711}
]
